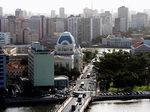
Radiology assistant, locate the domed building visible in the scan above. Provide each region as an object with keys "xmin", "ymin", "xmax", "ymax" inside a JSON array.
[{"xmin": 54, "ymin": 32, "xmax": 83, "ymax": 71}]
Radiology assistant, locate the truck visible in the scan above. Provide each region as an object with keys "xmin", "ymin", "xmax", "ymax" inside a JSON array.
[{"xmin": 71, "ymin": 102, "xmax": 78, "ymax": 111}]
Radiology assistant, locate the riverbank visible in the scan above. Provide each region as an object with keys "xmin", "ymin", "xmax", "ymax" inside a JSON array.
[
  {"xmin": 92, "ymin": 94, "xmax": 150, "ymax": 101},
  {"xmin": 0, "ymin": 96, "xmax": 66, "ymax": 107}
]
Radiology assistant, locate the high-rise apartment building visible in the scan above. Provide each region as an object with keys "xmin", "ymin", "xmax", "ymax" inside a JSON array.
[
  {"xmin": 101, "ymin": 11, "xmax": 112, "ymax": 35},
  {"xmin": 51, "ymin": 10, "xmax": 56, "ymax": 18},
  {"xmin": 131, "ymin": 13, "xmax": 148, "ymax": 29},
  {"xmin": 56, "ymin": 18, "xmax": 67, "ymax": 33},
  {"xmin": 59, "ymin": 7, "xmax": 65, "ymax": 18},
  {"xmin": 0, "ymin": 7, "xmax": 3, "ymax": 17},
  {"xmin": 15, "ymin": 9, "xmax": 23, "ymax": 19},
  {"xmin": 29, "ymin": 16, "xmax": 41, "ymax": 41},
  {"xmin": 67, "ymin": 15, "xmax": 80, "ymax": 43},
  {"xmin": 46, "ymin": 18, "xmax": 56, "ymax": 37},
  {"xmin": 78, "ymin": 17, "xmax": 102, "ymax": 44},
  {"xmin": 83, "ymin": 7, "xmax": 98, "ymax": 18},
  {"xmin": 117, "ymin": 6, "xmax": 129, "ymax": 32},
  {"xmin": 68, "ymin": 15, "xmax": 102, "ymax": 44},
  {"xmin": 28, "ymin": 42, "xmax": 54, "ymax": 88}
]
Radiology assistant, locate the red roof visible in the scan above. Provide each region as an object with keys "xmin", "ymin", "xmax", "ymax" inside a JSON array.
[{"xmin": 132, "ymin": 42, "xmax": 144, "ymax": 48}]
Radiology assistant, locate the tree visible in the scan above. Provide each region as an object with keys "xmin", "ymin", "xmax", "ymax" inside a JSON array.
[{"xmin": 94, "ymin": 51, "xmax": 150, "ymax": 91}]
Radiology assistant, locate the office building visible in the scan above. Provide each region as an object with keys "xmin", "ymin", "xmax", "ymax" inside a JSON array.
[
  {"xmin": 0, "ymin": 48, "xmax": 9, "ymax": 89},
  {"xmin": 28, "ymin": 42, "xmax": 54, "ymax": 87}
]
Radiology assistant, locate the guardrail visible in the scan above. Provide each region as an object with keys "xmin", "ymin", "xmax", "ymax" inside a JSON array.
[
  {"xmin": 80, "ymin": 97, "xmax": 92, "ymax": 112},
  {"xmin": 55, "ymin": 96, "xmax": 73, "ymax": 112}
]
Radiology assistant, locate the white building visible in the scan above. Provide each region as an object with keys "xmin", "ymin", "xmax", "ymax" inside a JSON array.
[
  {"xmin": 67, "ymin": 15, "xmax": 79, "ymax": 43},
  {"xmin": 54, "ymin": 32, "xmax": 83, "ymax": 72},
  {"xmin": 51, "ymin": 10, "xmax": 56, "ymax": 18},
  {"xmin": 131, "ymin": 13, "xmax": 148, "ymax": 29},
  {"xmin": 101, "ymin": 11, "xmax": 112, "ymax": 35},
  {"xmin": 102, "ymin": 35, "xmax": 132, "ymax": 48},
  {"xmin": 0, "ymin": 32, "xmax": 11, "ymax": 45}
]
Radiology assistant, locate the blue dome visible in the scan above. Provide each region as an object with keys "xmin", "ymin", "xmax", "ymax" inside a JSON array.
[{"xmin": 57, "ymin": 32, "xmax": 75, "ymax": 45}]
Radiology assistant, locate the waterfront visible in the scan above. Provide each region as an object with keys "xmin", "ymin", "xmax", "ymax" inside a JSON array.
[
  {"xmin": 0, "ymin": 104, "xmax": 60, "ymax": 112},
  {"xmin": 87, "ymin": 99, "xmax": 150, "ymax": 112}
]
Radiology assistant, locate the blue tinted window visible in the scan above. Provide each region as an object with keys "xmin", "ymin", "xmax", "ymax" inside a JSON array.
[{"xmin": 58, "ymin": 36, "xmax": 72, "ymax": 44}]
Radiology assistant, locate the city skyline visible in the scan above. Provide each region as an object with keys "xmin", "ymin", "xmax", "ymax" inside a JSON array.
[{"xmin": 0, "ymin": 0, "xmax": 150, "ymax": 15}]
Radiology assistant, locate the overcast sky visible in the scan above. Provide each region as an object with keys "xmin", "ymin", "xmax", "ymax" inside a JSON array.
[{"xmin": 0, "ymin": 0, "xmax": 150, "ymax": 15}]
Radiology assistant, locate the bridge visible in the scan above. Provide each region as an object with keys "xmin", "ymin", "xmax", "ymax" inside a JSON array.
[{"xmin": 56, "ymin": 63, "xmax": 96, "ymax": 112}]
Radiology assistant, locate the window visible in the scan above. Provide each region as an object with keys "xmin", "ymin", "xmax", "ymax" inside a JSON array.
[
  {"xmin": 66, "ymin": 63, "xmax": 69, "ymax": 68},
  {"xmin": 0, "ymin": 77, "xmax": 4, "ymax": 80},
  {"xmin": 0, "ymin": 73, "xmax": 3, "ymax": 76}
]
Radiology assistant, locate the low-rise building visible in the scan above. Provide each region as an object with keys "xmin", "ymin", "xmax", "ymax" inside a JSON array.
[
  {"xmin": 102, "ymin": 35, "xmax": 132, "ymax": 48},
  {"xmin": 54, "ymin": 75, "xmax": 69, "ymax": 90},
  {"xmin": 131, "ymin": 41, "xmax": 150, "ymax": 54}
]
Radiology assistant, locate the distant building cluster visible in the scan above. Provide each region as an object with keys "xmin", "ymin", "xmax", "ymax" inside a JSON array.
[
  {"xmin": 1, "ymin": 5, "xmax": 150, "ymax": 92},
  {"xmin": 0, "ymin": 6, "xmax": 149, "ymax": 45}
]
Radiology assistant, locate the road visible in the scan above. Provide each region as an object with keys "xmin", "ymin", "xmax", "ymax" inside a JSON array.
[{"xmin": 61, "ymin": 62, "xmax": 96, "ymax": 112}]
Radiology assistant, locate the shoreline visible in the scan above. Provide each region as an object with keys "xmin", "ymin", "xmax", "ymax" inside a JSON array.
[
  {"xmin": 0, "ymin": 96, "xmax": 66, "ymax": 107},
  {"xmin": 92, "ymin": 94, "xmax": 150, "ymax": 102}
]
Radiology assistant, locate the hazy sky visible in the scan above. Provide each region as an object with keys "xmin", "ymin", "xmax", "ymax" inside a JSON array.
[{"xmin": 0, "ymin": 0, "xmax": 150, "ymax": 15}]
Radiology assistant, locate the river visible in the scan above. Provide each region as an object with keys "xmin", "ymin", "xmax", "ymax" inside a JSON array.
[
  {"xmin": 87, "ymin": 99, "xmax": 150, "ymax": 112},
  {"xmin": 0, "ymin": 104, "xmax": 60, "ymax": 112}
]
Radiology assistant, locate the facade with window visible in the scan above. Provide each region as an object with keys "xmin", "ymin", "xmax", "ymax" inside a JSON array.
[
  {"xmin": 54, "ymin": 75, "xmax": 69, "ymax": 90},
  {"xmin": 0, "ymin": 48, "xmax": 9, "ymax": 89},
  {"xmin": 0, "ymin": 32, "xmax": 11, "ymax": 45},
  {"xmin": 28, "ymin": 42, "xmax": 54, "ymax": 88},
  {"xmin": 54, "ymin": 32, "xmax": 83, "ymax": 71}
]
